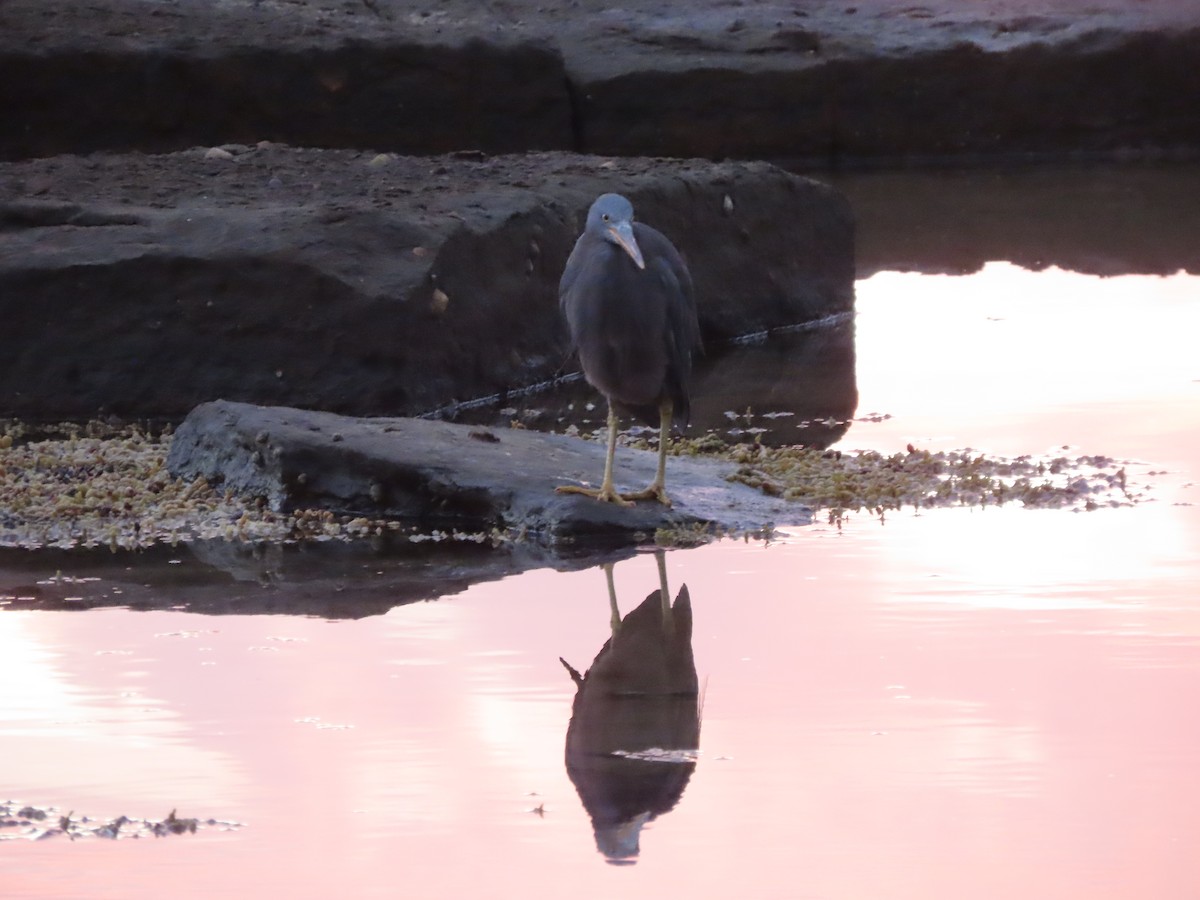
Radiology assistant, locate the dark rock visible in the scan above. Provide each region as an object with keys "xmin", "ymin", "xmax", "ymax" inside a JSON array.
[
  {"xmin": 570, "ymin": 30, "xmax": 1200, "ymax": 163},
  {"xmin": 0, "ymin": 149, "xmax": 854, "ymax": 420},
  {"xmin": 0, "ymin": 15, "xmax": 572, "ymax": 160},
  {"xmin": 165, "ymin": 400, "xmax": 809, "ymax": 548}
]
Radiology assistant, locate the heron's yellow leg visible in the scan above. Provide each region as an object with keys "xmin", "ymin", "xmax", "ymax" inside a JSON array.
[
  {"xmin": 620, "ymin": 400, "xmax": 673, "ymax": 506},
  {"xmin": 655, "ymin": 549, "xmax": 676, "ymax": 637},
  {"xmin": 556, "ymin": 403, "xmax": 633, "ymax": 506},
  {"xmin": 604, "ymin": 562, "xmax": 622, "ymax": 635}
]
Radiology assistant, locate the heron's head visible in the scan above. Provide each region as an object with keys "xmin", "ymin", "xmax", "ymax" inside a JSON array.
[{"xmin": 587, "ymin": 193, "xmax": 646, "ymax": 270}]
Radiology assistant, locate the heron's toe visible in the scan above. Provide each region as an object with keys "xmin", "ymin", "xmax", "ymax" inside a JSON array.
[
  {"xmin": 620, "ymin": 485, "xmax": 673, "ymax": 507},
  {"xmin": 555, "ymin": 483, "xmax": 635, "ymax": 507},
  {"xmin": 599, "ymin": 488, "xmax": 635, "ymax": 507}
]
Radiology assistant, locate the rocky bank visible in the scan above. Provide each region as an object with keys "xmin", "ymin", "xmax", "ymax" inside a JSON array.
[
  {"xmin": 0, "ymin": 149, "xmax": 853, "ymax": 420},
  {"xmin": 2, "ymin": 0, "xmax": 1198, "ymax": 164}
]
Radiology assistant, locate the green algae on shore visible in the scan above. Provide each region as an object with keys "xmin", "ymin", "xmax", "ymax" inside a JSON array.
[
  {"xmin": 630, "ymin": 430, "xmax": 1140, "ymax": 525},
  {"xmin": 718, "ymin": 443, "xmax": 1136, "ymax": 523},
  {"xmin": 0, "ymin": 423, "xmax": 500, "ymax": 550}
]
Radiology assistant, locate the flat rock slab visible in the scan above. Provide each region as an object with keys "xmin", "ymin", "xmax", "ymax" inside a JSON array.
[{"xmin": 166, "ymin": 400, "xmax": 809, "ymax": 549}]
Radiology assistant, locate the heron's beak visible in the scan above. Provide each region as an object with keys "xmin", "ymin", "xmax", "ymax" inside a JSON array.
[{"xmin": 607, "ymin": 222, "xmax": 646, "ymax": 270}]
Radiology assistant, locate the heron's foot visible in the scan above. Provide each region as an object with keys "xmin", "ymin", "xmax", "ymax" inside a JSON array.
[
  {"xmin": 556, "ymin": 483, "xmax": 635, "ymax": 507},
  {"xmin": 619, "ymin": 484, "xmax": 673, "ymax": 507}
]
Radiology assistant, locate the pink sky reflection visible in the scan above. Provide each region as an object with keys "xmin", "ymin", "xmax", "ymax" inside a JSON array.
[{"xmin": 851, "ymin": 263, "xmax": 1200, "ymax": 465}]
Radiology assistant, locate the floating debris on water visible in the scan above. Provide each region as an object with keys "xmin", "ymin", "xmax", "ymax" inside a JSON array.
[
  {"xmin": 294, "ymin": 716, "xmax": 354, "ymax": 730},
  {"xmin": 611, "ymin": 748, "xmax": 700, "ymax": 763},
  {"xmin": 0, "ymin": 800, "xmax": 243, "ymax": 842}
]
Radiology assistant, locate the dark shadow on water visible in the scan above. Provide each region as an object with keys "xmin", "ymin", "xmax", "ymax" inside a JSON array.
[
  {"xmin": 445, "ymin": 316, "xmax": 859, "ymax": 450},
  {"xmin": 559, "ymin": 552, "xmax": 700, "ymax": 863},
  {"xmin": 0, "ymin": 539, "xmax": 639, "ymax": 619},
  {"xmin": 695, "ymin": 318, "xmax": 858, "ymax": 448}
]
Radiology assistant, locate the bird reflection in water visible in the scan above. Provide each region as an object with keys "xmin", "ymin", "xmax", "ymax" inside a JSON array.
[{"xmin": 559, "ymin": 551, "xmax": 701, "ymax": 864}]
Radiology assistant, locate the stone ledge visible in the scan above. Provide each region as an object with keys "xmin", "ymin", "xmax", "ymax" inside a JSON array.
[
  {"xmin": 2, "ymin": 0, "xmax": 1198, "ymax": 163},
  {"xmin": 0, "ymin": 149, "xmax": 853, "ymax": 420}
]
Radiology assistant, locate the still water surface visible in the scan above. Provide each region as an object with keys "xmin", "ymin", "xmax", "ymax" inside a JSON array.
[{"xmin": 3, "ymin": 165, "xmax": 1199, "ymax": 898}]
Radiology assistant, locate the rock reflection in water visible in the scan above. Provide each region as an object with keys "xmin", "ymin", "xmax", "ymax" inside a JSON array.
[
  {"xmin": 559, "ymin": 552, "xmax": 700, "ymax": 864},
  {"xmin": 448, "ymin": 315, "xmax": 858, "ymax": 449},
  {"xmin": 693, "ymin": 318, "xmax": 857, "ymax": 448}
]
